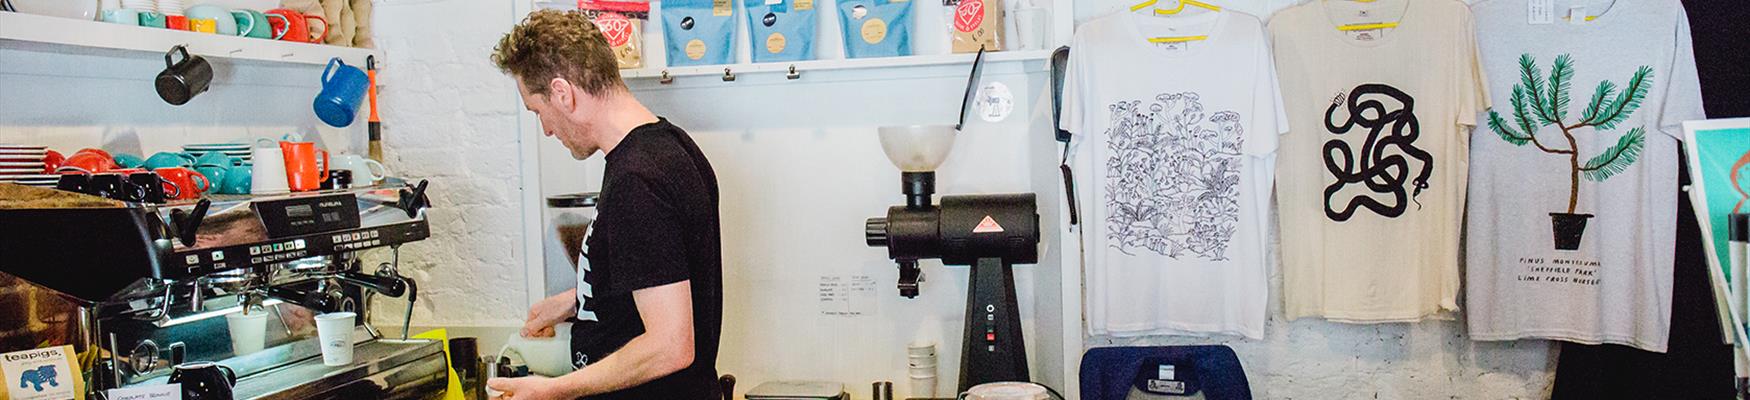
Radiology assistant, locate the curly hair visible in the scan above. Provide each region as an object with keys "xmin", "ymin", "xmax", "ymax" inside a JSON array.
[{"xmin": 492, "ymin": 9, "xmax": 623, "ymax": 96}]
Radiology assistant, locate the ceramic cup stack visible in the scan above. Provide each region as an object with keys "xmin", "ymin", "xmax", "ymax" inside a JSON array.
[
  {"xmin": 0, "ymin": 145, "xmax": 56, "ymax": 188},
  {"xmin": 157, "ymin": 0, "xmax": 183, "ymax": 16},
  {"xmin": 906, "ymin": 342, "xmax": 938, "ymax": 398},
  {"xmin": 121, "ymin": 0, "xmax": 155, "ymax": 11}
]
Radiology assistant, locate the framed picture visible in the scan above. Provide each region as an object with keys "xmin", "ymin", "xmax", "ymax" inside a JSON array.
[{"xmin": 1682, "ymin": 117, "xmax": 1750, "ymax": 350}]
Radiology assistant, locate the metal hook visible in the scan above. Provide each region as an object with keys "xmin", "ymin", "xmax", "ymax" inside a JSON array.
[
  {"xmin": 722, "ymin": 68, "xmax": 736, "ymax": 82},
  {"xmin": 786, "ymin": 65, "xmax": 801, "ymax": 80},
  {"xmin": 659, "ymin": 70, "xmax": 674, "ymax": 84}
]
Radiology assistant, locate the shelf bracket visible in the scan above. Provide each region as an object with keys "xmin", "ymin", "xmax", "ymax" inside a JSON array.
[
  {"xmin": 722, "ymin": 68, "xmax": 736, "ymax": 82},
  {"xmin": 786, "ymin": 65, "xmax": 801, "ymax": 80}
]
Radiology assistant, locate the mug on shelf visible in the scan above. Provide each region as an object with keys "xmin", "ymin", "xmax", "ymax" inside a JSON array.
[
  {"xmin": 189, "ymin": 17, "xmax": 217, "ymax": 34},
  {"xmin": 250, "ymin": 147, "xmax": 290, "ymax": 195},
  {"xmin": 113, "ymin": 153, "xmax": 146, "ymax": 169},
  {"xmin": 217, "ymin": 164, "xmax": 252, "ymax": 194},
  {"xmin": 314, "ymin": 58, "xmax": 370, "ymax": 127},
  {"xmin": 266, "ymin": 8, "xmax": 326, "ymax": 44},
  {"xmin": 155, "ymin": 167, "xmax": 210, "ymax": 200},
  {"xmin": 240, "ymin": 10, "xmax": 288, "ymax": 39},
  {"xmin": 127, "ymin": 170, "xmax": 176, "ymax": 203},
  {"xmin": 143, "ymin": 151, "xmax": 196, "ymax": 169},
  {"xmin": 156, "ymin": 45, "xmax": 212, "ymax": 106},
  {"xmin": 139, "ymin": 11, "xmax": 167, "ymax": 28},
  {"xmin": 184, "ymin": 5, "xmax": 239, "ymax": 35},
  {"xmin": 59, "ymin": 151, "xmax": 115, "ymax": 174},
  {"xmin": 230, "ymin": 8, "xmax": 270, "ymax": 38},
  {"xmin": 166, "ymin": 14, "xmax": 188, "ymax": 30},
  {"xmin": 279, "ymin": 141, "xmax": 328, "ymax": 192},
  {"xmin": 102, "ymin": 8, "xmax": 141, "ymax": 25},
  {"xmin": 329, "ymin": 154, "xmax": 386, "ymax": 184}
]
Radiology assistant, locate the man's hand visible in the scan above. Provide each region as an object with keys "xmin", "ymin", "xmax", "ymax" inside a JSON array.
[
  {"xmin": 523, "ymin": 289, "xmax": 578, "ymax": 338},
  {"xmin": 489, "ymin": 376, "xmax": 574, "ymax": 400}
]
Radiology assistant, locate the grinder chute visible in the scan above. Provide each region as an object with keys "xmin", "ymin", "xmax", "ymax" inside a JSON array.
[{"xmin": 862, "ymin": 49, "xmax": 1043, "ymax": 392}]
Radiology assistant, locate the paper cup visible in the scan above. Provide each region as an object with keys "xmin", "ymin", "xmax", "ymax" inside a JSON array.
[
  {"xmin": 315, "ymin": 312, "xmax": 356, "ymax": 366},
  {"xmin": 225, "ymin": 311, "xmax": 269, "ymax": 355},
  {"xmin": 909, "ymin": 374, "xmax": 937, "ymax": 398}
]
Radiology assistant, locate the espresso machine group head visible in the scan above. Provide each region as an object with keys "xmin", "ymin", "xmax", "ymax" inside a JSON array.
[{"xmin": 861, "ymin": 124, "xmax": 1041, "ymax": 392}]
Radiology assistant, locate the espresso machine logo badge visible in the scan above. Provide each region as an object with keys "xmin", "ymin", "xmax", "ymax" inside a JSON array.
[
  {"xmin": 1, "ymin": 345, "xmax": 84, "ymax": 399},
  {"xmin": 972, "ymin": 215, "xmax": 1005, "ymax": 233}
]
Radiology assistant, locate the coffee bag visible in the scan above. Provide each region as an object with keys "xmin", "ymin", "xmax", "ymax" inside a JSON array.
[{"xmin": 945, "ymin": 0, "xmax": 1002, "ymax": 53}]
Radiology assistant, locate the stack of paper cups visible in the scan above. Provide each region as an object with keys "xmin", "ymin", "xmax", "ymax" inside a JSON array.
[
  {"xmin": 907, "ymin": 342, "xmax": 937, "ymax": 398},
  {"xmin": 315, "ymin": 312, "xmax": 357, "ymax": 366}
]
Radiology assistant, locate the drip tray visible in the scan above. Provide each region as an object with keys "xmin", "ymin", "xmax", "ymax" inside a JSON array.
[{"xmin": 232, "ymin": 338, "xmax": 448, "ymax": 400}]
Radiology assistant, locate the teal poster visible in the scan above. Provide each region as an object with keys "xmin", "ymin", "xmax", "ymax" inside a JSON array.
[{"xmin": 1686, "ymin": 119, "xmax": 1750, "ymax": 287}]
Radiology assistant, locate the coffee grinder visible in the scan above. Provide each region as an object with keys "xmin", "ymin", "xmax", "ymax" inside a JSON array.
[{"xmin": 862, "ymin": 50, "xmax": 1042, "ymax": 392}]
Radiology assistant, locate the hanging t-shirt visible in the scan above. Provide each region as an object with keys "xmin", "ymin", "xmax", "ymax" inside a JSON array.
[
  {"xmin": 1269, "ymin": 0, "xmax": 1488, "ymax": 323},
  {"xmin": 1062, "ymin": 9, "xmax": 1285, "ymax": 339},
  {"xmin": 1465, "ymin": 0, "xmax": 1705, "ymax": 353}
]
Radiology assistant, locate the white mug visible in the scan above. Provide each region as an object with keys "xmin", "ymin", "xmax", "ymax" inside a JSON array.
[
  {"xmin": 330, "ymin": 154, "xmax": 387, "ymax": 183},
  {"xmin": 250, "ymin": 147, "xmax": 290, "ymax": 195}
]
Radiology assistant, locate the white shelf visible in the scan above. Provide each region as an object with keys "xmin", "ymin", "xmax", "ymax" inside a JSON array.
[
  {"xmin": 0, "ymin": 11, "xmax": 378, "ymax": 66},
  {"xmin": 619, "ymin": 49, "xmax": 1055, "ymax": 81}
]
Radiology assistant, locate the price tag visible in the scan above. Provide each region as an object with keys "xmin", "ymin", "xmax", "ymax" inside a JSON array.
[
  {"xmin": 793, "ymin": 0, "xmax": 814, "ymax": 11},
  {"xmin": 713, "ymin": 0, "xmax": 732, "ymax": 16},
  {"xmin": 107, "ymin": 384, "xmax": 182, "ymax": 400},
  {"xmin": 1527, "ymin": 0, "xmax": 1553, "ymax": 24}
]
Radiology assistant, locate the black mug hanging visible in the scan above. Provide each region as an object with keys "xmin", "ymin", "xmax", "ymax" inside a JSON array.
[{"xmin": 156, "ymin": 45, "xmax": 213, "ymax": 106}]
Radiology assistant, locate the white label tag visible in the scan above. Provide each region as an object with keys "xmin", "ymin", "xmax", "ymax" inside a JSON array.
[
  {"xmin": 1146, "ymin": 379, "xmax": 1187, "ymax": 394},
  {"xmin": 765, "ymin": 0, "xmax": 781, "ymax": 5},
  {"xmin": 107, "ymin": 385, "xmax": 182, "ymax": 400},
  {"xmin": 1158, "ymin": 364, "xmax": 1176, "ymax": 380},
  {"xmin": 1348, "ymin": 28, "xmax": 1384, "ymax": 42},
  {"xmin": 1567, "ymin": 6, "xmax": 1587, "ymax": 25},
  {"xmin": 1527, "ymin": 0, "xmax": 1553, "ymax": 24},
  {"xmin": 2, "ymin": 346, "xmax": 83, "ymax": 400}
]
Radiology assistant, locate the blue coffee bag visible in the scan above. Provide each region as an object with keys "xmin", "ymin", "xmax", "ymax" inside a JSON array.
[
  {"xmin": 837, "ymin": 0, "xmax": 911, "ymax": 58},
  {"xmin": 663, "ymin": 0, "xmax": 737, "ymax": 66},
  {"xmin": 744, "ymin": 0, "xmax": 817, "ymax": 63}
]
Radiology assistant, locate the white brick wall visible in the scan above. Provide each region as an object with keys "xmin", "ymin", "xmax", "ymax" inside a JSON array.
[{"xmin": 370, "ymin": 1, "xmax": 529, "ymax": 327}]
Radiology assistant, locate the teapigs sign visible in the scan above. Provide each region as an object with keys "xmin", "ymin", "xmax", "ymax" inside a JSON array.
[{"xmin": 1, "ymin": 345, "xmax": 86, "ymax": 400}]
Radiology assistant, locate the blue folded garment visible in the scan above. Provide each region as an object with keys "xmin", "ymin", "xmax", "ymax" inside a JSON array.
[
  {"xmin": 744, "ymin": 0, "xmax": 817, "ymax": 63},
  {"xmin": 837, "ymin": 0, "xmax": 912, "ymax": 58}
]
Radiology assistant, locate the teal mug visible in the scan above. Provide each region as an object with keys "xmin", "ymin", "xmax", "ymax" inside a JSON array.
[
  {"xmin": 194, "ymin": 152, "xmax": 240, "ymax": 168},
  {"xmin": 234, "ymin": 9, "xmax": 280, "ymax": 38},
  {"xmin": 139, "ymin": 11, "xmax": 167, "ymax": 28},
  {"xmin": 113, "ymin": 153, "xmax": 147, "ymax": 169},
  {"xmin": 216, "ymin": 164, "xmax": 252, "ymax": 194},
  {"xmin": 143, "ymin": 151, "xmax": 196, "ymax": 170},
  {"xmin": 103, "ymin": 8, "xmax": 142, "ymax": 25}
]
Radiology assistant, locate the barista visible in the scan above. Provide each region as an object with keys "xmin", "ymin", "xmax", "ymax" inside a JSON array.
[{"xmin": 487, "ymin": 9, "xmax": 725, "ymax": 400}]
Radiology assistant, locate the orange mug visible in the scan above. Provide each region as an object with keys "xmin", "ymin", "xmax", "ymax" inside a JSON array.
[
  {"xmin": 155, "ymin": 167, "xmax": 211, "ymax": 200},
  {"xmin": 279, "ymin": 141, "xmax": 329, "ymax": 192},
  {"xmin": 266, "ymin": 8, "xmax": 327, "ymax": 44}
]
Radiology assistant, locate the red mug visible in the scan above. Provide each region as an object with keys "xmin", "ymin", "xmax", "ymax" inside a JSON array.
[
  {"xmin": 73, "ymin": 148, "xmax": 112, "ymax": 159},
  {"xmin": 279, "ymin": 141, "xmax": 329, "ymax": 192},
  {"xmin": 59, "ymin": 152, "xmax": 115, "ymax": 174},
  {"xmin": 155, "ymin": 167, "xmax": 210, "ymax": 200},
  {"xmin": 266, "ymin": 8, "xmax": 328, "ymax": 44},
  {"xmin": 167, "ymin": 15, "xmax": 189, "ymax": 30},
  {"xmin": 41, "ymin": 150, "xmax": 64, "ymax": 173}
]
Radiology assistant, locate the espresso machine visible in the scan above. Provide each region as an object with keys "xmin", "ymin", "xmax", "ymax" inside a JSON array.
[{"xmin": 0, "ymin": 179, "xmax": 447, "ymax": 399}]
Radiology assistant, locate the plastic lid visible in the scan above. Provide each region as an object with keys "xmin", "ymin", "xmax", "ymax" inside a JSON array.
[{"xmin": 547, "ymin": 192, "xmax": 600, "ymax": 208}]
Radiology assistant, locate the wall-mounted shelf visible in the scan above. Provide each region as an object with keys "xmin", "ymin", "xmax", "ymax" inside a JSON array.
[
  {"xmin": 621, "ymin": 49, "xmax": 1055, "ymax": 83},
  {"xmin": 0, "ymin": 11, "xmax": 378, "ymax": 65}
]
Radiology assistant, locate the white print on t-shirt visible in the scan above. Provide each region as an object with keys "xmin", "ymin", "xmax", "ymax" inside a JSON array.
[
  {"xmin": 576, "ymin": 226, "xmax": 598, "ymax": 322},
  {"xmin": 1104, "ymin": 92, "xmax": 1245, "ymax": 261}
]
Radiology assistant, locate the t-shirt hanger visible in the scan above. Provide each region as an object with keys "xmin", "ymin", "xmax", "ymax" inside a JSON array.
[
  {"xmin": 1128, "ymin": 0, "xmax": 1221, "ymax": 42},
  {"xmin": 1324, "ymin": 0, "xmax": 1409, "ymax": 32}
]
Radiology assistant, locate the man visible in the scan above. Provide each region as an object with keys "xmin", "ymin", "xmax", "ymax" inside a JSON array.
[{"xmin": 487, "ymin": 10, "xmax": 723, "ymax": 400}]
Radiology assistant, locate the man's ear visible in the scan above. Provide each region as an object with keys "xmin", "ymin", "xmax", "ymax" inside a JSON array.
[{"xmin": 548, "ymin": 77, "xmax": 575, "ymax": 112}]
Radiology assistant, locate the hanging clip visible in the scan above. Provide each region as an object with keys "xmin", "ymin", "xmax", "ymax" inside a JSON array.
[
  {"xmin": 785, "ymin": 65, "xmax": 801, "ymax": 80},
  {"xmin": 659, "ymin": 70, "xmax": 674, "ymax": 84},
  {"xmin": 722, "ymin": 68, "xmax": 736, "ymax": 82}
]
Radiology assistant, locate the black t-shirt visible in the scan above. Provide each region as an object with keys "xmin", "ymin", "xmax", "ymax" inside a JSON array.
[{"xmin": 570, "ymin": 118, "xmax": 722, "ymax": 400}]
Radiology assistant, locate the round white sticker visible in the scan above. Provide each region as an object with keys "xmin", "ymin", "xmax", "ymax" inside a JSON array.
[{"xmin": 976, "ymin": 81, "xmax": 1014, "ymax": 123}]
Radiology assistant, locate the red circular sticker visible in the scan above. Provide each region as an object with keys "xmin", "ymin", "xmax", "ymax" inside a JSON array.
[
  {"xmin": 954, "ymin": 0, "xmax": 985, "ymax": 33},
  {"xmin": 595, "ymin": 12, "xmax": 634, "ymax": 47}
]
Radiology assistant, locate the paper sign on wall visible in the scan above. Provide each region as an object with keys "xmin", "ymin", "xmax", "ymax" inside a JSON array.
[
  {"xmin": 818, "ymin": 275, "xmax": 877, "ymax": 317},
  {"xmin": 1, "ymin": 345, "xmax": 86, "ymax": 400}
]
